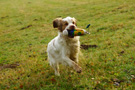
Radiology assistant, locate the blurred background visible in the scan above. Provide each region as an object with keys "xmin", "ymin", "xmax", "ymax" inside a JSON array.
[{"xmin": 0, "ymin": 0, "xmax": 135, "ymax": 89}]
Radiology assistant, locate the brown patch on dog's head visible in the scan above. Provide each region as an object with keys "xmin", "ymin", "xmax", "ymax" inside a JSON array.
[
  {"xmin": 72, "ymin": 17, "xmax": 77, "ymax": 26},
  {"xmin": 53, "ymin": 18, "xmax": 69, "ymax": 32},
  {"xmin": 53, "ymin": 18, "xmax": 62, "ymax": 28},
  {"xmin": 60, "ymin": 21, "xmax": 69, "ymax": 32}
]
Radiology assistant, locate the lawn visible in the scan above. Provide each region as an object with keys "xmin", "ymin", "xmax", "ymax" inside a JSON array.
[{"xmin": 0, "ymin": 0, "xmax": 135, "ymax": 89}]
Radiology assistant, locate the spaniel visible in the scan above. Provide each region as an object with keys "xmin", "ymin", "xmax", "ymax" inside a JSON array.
[{"xmin": 47, "ymin": 17, "xmax": 82, "ymax": 76}]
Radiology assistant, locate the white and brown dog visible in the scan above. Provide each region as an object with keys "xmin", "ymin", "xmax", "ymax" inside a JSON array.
[{"xmin": 47, "ymin": 17, "xmax": 82, "ymax": 76}]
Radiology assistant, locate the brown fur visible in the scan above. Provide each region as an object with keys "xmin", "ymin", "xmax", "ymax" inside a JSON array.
[
  {"xmin": 53, "ymin": 18, "xmax": 68, "ymax": 32},
  {"xmin": 53, "ymin": 18, "xmax": 77, "ymax": 32},
  {"xmin": 71, "ymin": 18, "xmax": 77, "ymax": 26},
  {"xmin": 53, "ymin": 18, "xmax": 62, "ymax": 28}
]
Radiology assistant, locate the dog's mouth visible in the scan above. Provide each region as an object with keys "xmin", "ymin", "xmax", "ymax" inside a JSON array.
[
  {"xmin": 68, "ymin": 35, "xmax": 74, "ymax": 38},
  {"xmin": 67, "ymin": 29, "xmax": 74, "ymax": 38}
]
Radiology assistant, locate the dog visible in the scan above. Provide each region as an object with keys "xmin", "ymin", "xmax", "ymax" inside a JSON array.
[{"xmin": 47, "ymin": 16, "xmax": 82, "ymax": 76}]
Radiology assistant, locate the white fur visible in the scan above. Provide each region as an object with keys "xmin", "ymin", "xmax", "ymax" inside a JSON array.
[{"xmin": 47, "ymin": 17, "xmax": 82, "ymax": 76}]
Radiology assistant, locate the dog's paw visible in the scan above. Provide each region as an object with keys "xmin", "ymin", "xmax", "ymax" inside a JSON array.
[
  {"xmin": 76, "ymin": 67, "xmax": 82, "ymax": 73},
  {"xmin": 55, "ymin": 72, "xmax": 60, "ymax": 76}
]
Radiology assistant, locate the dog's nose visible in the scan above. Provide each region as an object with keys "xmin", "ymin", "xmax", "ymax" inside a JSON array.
[{"xmin": 70, "ymin": 25, "xmax": 75, "ymax": 30}]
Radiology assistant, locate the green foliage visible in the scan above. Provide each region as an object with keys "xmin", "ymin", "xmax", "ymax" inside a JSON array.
[{"xmin": 0, "ymin": 0, "xmax": 135, "ymax": 89}]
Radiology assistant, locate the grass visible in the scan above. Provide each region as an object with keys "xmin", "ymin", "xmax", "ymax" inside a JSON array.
[{"xmin": 0, "ymin": 0, "xmax": 135, "ymax": 89}]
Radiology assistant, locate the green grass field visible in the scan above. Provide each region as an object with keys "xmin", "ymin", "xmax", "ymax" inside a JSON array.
[{"xmin": 0, "ymin": 0, "xmax": 135, "ymax": 89}]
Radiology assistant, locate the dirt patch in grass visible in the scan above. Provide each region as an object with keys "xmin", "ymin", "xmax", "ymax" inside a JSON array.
[
  {"xmin": 0, "ymin": 16, "xmax": 9, "ymax": 19},
  {"xmin": 20, "ymin": 25, "xmax": 32, "ymax": 30},
  {"xmin": 81, "ymin": 44, "xmax": 97, "ymax": 50},
  {"xmin": 0, "ymin": 63, "xmax": 19, "ymax": 71}
]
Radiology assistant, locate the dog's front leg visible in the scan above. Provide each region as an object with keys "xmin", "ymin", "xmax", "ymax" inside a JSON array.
[
  {"xmin": 63, "ymin": 57, "xmax": 82, "ymax": 73},
  {"xmin": 70, "ymin": 53, "xmax": 79, "ymax": 63},
  {"xmin": 50, "ymin": 62, "xmax": 60, "ymax": 76}
]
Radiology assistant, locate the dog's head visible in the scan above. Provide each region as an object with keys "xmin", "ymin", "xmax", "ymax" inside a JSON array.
[{"xmin": 53, "ymin": 17, "xmax": 77, "ymax": 34}]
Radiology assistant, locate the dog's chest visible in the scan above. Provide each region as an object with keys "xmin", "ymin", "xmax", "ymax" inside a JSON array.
[{"xmin": 63, "ymin": 38, "xmax": 79, "ymax": 55}]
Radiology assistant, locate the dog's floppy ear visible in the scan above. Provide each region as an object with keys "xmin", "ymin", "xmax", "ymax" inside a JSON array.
[{"xmin": 53, "ymin": 18, "xmax": 62, "ymax": 28}]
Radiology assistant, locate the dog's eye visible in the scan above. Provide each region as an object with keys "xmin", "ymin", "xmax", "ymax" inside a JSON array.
[
  {"xmin": 73, "ymin": 22, "xmax": 77, "ymax": 26},
  {"xmin": 65, "ymin": 22, "xmax": 68, "ymax": 26}
]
